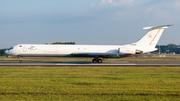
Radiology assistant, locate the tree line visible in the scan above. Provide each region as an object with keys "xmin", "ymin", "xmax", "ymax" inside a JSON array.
[
  {"xmin": 155, "ymin": 43, "xmax": 177, "ymax": 53},
  {"xmin": 50, "ymin": 42, "xmax": 75, "ymax": 45},
  {"xmin": 0, "ymin": 49, "xmax": 7, "ymax": 56}
]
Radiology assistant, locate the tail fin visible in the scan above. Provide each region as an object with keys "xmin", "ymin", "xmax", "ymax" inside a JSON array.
[{"xmin": 135, "ymin": 24, "xmax": 173, "ymax": 48}]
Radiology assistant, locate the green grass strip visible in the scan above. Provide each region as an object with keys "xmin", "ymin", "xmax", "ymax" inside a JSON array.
[{"xmin": 0, "ymin": 66, "xmax": 180, "ymax": 101}]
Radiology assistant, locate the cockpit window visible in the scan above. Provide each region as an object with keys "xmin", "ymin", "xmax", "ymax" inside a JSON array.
[{"xmin": 8, "ymin": 47, "xmax": 13, "ymax": 50}]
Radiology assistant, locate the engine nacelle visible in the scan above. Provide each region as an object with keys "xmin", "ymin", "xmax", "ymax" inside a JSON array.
[{"xmin": 118, "ymin": 47, "xmax": 143, "ymax": 54}]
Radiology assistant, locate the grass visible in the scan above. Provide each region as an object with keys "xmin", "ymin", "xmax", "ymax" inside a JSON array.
[
  {"xmin": 0, "ymin": 66, "xmax": 180, "ymax": 100},
  {"xmin": 1, "ymin": 56, "xmax": 180, "ymax": 61}
]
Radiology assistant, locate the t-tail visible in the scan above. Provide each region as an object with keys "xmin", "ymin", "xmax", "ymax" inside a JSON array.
[{"xmin": 135, "ymin": 24, "xmax": 173, "ymax": 49}]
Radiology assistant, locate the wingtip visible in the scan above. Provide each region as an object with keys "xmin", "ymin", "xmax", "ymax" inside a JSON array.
[{"xmin": 168, "ymin": 24, "xmax": 174, "ymax": 26}]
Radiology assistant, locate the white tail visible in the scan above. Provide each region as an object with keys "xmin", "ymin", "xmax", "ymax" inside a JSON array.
[{"xmin": 135, "ymin": 24, "xmax": 173, "ymax": 48}]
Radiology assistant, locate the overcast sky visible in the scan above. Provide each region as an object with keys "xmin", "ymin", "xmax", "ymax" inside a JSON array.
[{"xmin": 0, "ymin": 0, "xmax": 180, "ymax": 48}]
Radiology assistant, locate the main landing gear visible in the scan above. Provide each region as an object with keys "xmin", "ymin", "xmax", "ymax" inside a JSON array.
[
  {"xmin": 92, "ymin": 57, "xmax": 102, "ymax": 63},
  {"xmin": 18, "ymin": 57, "xmax": 23, "ymax": 63}
]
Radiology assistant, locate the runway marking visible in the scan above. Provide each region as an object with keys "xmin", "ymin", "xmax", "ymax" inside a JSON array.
[{"xmin": 56, "ymin": 64, "xmax": 137, "ymax": 66}]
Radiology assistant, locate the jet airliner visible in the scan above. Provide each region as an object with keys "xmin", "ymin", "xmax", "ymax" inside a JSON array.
[{"xmin": 5, "ymin": 25, "xmax": 172, "ymax": 63}]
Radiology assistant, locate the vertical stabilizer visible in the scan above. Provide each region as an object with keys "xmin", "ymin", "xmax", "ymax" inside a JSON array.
[{"xmin": 135, "ymin": 25, "xmax": 173, "ymax": 48}]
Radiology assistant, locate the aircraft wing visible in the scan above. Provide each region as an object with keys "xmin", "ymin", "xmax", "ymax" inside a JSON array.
[{"xmin": 71, "ymin": 53, "xmax": 132, "ymax": 58}]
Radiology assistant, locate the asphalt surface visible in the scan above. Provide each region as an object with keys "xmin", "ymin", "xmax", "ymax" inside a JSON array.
[{"xmin": 1, "ymin": 61, "xmax": 180, "ymax": 66}]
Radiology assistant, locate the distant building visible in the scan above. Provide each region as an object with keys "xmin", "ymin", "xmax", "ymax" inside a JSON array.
[
  {"xmin": 168, "ymin": 48, "xmax": 180, "ymax": 54},
  {"xmin": 177, "ymin": 45, "xmax": 180, "ymax": 48}
]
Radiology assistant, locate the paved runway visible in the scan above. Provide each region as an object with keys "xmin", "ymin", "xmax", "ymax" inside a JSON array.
[{"xmin": 1, "ymin": 61, "xmax": 180, "ymax": 66}]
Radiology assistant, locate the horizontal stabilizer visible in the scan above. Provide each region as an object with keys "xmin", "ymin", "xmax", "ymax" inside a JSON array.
[{"xmin": 142, "ymin": 24, "xmax": 173, "ymax": 30}]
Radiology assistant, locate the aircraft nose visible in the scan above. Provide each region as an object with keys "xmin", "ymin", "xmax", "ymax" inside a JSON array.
[{"xmin": 5, "ymin": 50, "xmax": 9, "ymax": 54}]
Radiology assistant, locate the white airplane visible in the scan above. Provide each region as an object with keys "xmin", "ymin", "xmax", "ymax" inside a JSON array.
[{"xmin": 5, "ymin": 25, "xmax": 172, "ymax": 63}]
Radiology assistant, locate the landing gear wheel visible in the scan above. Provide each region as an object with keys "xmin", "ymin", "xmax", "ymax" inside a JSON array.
[
  {"xmin": 98, "ymin": 59, "xmax": 102, "ymax": 63},
  {"xmin": 19, "ymin": 60, "xmax": 23, "ymax": 63},
  {"xmin": 92, "ymin": 58, "xmax": 103, "ymax": 63},
  {"xmin": 92, "ymin": 59, "xmax": 97, "ymax": 63}
]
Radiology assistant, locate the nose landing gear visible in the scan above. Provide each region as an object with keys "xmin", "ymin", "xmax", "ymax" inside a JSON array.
[{"xmin": 18, "ymin": 57, "xmax": 23, "ymax": 63}]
